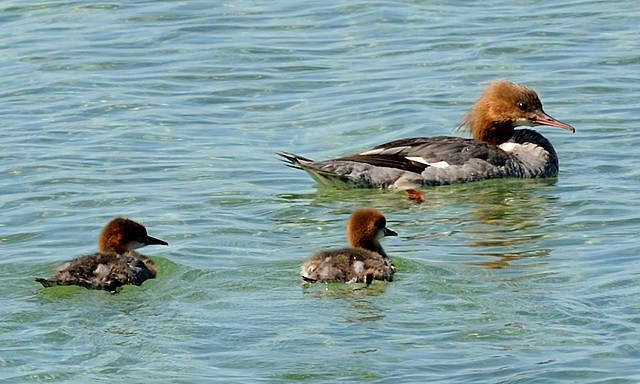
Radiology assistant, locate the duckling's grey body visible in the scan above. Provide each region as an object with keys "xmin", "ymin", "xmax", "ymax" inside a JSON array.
[
  {"xmin": 37, "ymin": 251, "xmax": 156, "ymax": 292},
  {"xmin": 301, "ymin": 247, "xmax": 394, "ymax": 284},
  {"xmin": 36, "ymin": 218, "xmax": 167, "ymax": 293}
]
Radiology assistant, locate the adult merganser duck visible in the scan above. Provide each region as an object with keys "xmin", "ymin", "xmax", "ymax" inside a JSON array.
[
  {"xmin": 301, "ymin": 208, "xmax": 397, "ymax": 285},
  {"xmin": 279, "ymin": 80, "xmax": 575, "ymax": 189},
  {"xmin": 36, "ymin": 218, "xmax": 168, "ymax": 293}
]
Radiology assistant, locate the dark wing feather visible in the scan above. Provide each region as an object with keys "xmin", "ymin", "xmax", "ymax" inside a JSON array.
[
  {"xmin": 334, "ymin": 153, "xmax": 427, "ymax": 173},
  {"xmin": 338, "ymin": 136, "xmax": 510, "ymax": 171}
]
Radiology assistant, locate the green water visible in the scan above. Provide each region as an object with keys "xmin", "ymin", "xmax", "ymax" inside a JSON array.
[{"xmin": 2, "ymin": 0, "xmax": 640, "ymax": 382}]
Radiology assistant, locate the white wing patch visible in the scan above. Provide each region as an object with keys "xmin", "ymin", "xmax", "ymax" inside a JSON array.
[
  {"xmin": 360, "ymin": 148, "xmax": 384, "ymax": 156},
  {"xmin": 353, "ymin": 260, "xmax": 364, "ymax": 276},
  {"xmin": 498, "ymin": 142, "xmax": 522, "ymax": 152},
  {"xmin": 406, "ymin": 157, "xmax": 450, "ymax": 168},
  {"xmin": 94, "ymin": 263, "xmax": 110, "ymax": 277}
]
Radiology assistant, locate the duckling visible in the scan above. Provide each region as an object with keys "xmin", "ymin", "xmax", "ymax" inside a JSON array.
[
  {"xmin": 301, "ymin": 208, "xmax": 397, "ymax": 285},
  {"xmin": 36, "ymin": 218, "xmax": 168, "ymax": 293}
]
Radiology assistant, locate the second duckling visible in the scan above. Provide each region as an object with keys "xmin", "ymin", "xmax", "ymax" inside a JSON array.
[
  {"xmin": 36, "ymin": 217, "xmax": 168, "ymax": 293},
  {"xmin": 301, "ymin": 208, "xmax": 397, "ymax": 285}
]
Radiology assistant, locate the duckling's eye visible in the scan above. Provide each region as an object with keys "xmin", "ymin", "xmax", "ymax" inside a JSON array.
[
  {"xmin": 375, "ymin": 218, "xmax": 386, "ymax": 229},
  {"xmin": 518, "ymin": 102, "xmax": 527, "ymax": 111}
]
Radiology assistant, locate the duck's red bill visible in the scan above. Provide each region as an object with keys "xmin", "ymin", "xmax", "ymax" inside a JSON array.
[{"xmin": 534, "ymin": 109, "xmax": 575, "ymax": 133}]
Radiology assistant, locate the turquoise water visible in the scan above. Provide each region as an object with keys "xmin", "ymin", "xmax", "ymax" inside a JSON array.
[{"xmin": 2, "ymin": 0, "xmax": 640, "ymax": 382}]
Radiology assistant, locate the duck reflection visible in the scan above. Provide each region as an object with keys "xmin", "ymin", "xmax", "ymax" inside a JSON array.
[{"xmin": 449, "ymin": 178, "xmax": 558, "ymax": 269}]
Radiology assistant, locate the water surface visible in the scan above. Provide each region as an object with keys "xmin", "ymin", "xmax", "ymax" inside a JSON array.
[{"xmin": 2, "ymin": 0, "xmax": 640, "ymax": 382}]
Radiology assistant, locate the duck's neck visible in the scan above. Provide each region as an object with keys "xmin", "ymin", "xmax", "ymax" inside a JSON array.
[
  {"xmin": 99, "ymin": 235, "xmax": 128, "ymax": 255},
  {"xmin": 473, "ymin": 121, "xmax": 515, "ymax": 145},
  {"xmin": 352, "ymin": 238, "xmax": 387, "ymax": 257}
]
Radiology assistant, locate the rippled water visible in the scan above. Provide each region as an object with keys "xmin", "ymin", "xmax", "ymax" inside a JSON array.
[{"xmin": 2, "ymin": 0, "xmax": 640, "ymax": 382}]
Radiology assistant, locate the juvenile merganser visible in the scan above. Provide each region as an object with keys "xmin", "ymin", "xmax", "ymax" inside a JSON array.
[
  {"xmin": 301, "ymin": 208, "xmax": 397, "ymax": 285},
  {"xmin": 36, "ymin": 218, "xmax": 168, "ymax": 293},
  {"xmin": 279, "ymin": 80, "xmax": 575, "ymax": 189}
]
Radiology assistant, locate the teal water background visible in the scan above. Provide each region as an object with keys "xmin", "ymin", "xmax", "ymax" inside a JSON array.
[{"xmin": 2, "ymin": 0, "xmax": 640, "ymax": 382}]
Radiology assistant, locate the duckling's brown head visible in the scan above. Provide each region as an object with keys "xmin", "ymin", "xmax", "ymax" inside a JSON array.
[
  {"xmin": 98, "ymin": 217, "xmax": 168, "ymax": 254},
  {"xmin": 346, "ymin": 208, "xmax": 397, "ymax": 256}
]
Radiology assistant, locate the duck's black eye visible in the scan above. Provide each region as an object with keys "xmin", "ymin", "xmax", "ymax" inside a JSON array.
[{"xmin": 518, "ymin": 102, "xmax": 527, "ymax": 111}]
